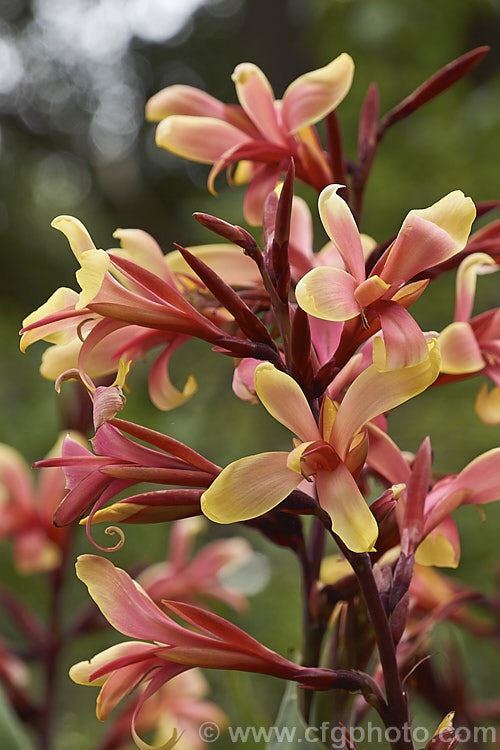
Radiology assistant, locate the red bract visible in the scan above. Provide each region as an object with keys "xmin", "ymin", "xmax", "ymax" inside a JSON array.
[{"xmin": 35, "ymin": 419, "xmax": 220, "ymax": 536}]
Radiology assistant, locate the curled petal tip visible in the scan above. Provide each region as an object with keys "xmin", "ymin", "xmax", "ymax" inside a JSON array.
[{"xmin": 50, "ymin": 215, "xmax": 96, "ymax": 260}]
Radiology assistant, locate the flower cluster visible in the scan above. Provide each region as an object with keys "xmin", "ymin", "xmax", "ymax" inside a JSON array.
[{"xmin": 5, "ymin": 46, "xmax": 500, "ymax": 750}]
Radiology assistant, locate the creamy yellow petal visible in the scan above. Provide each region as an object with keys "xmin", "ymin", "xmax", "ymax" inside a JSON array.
[
  {"xmin": 295, "ymin": 266, "xmax": 360, "ymax": 321},
  {"xmin": 321, "ymin": 397, "xmax": 337, "ymax": 443},
  {"xmin": 438, "ymin": 321, "xmax": 484, "ymax": 373},
  {"xmin": 254, "ymin": 363, "xmax": 321, "ymax": 442},
  {"xmin": 232, "ymin": 63, "xmax": 283, "ymax": 144},
  {"xmin": 201, "ymin": 452, "xmax": 302, "ymax": 524},
  {"xmin": 20, "ymin": 287, "xmax": 80, "ymax": 351},
  {"xmin": 360, "ymin": 233, "xmax": 377, "ymax": 262},
  {"xmin": 320, "ymin": 554, "xmax": 353, "ymax": 585},
  {"xmin": 166, "ymin": 244, "xmax": 262, "ymax": 288},
  {"xmin": 434, "ymin": 713, "xmax": 456, "ymax": 739},
  {"xmin": 39, "ymin": 340, "xmax": 80, "ymax": 379},
  {"xmin": 112, "ymin": 229, "xmax": 169, "ymax": 280},
  {"xmin": 132, "ymin": 724, "xmax": 181, "ymax": 750},
  {"xmin": 75, "ymin": 249, "xmax": 111, "ymax": 309},
  {"xmin": 145, "ymin": 84, "xmax": 226, "ymax": 121},
  {"xmin": 232, "ymin": 159, "xmax": 253, "ymax": 186},
  {"xmin": 155, "ymin": 116, "xmax": 249, "ymax": 164},
  {"xmin": 51, "ymin": 215, "xmax": 96, "ymax": 261},
  {"xmin": 381, "ymin": 191, "xmax": 475, "ymax": 283},
  {"xmin": 111, "ymin": 359, "xmax": 132, "ymax": 389},
  {"xmin": 415, "ymin": 190, "xmax": 476, "ymax": 248},
  {"xmin": 354, "ymin": 275, "xmax": 389, "ymax": 308},
  {"xmin": 332, "ymin": 341, "xmax": 441, "ymax": 459},
  {"xmin": 150, "ymin": 371, "xmax": 197, "ymax": 412},
  {"xmin": 415, "ymin": 533, "xmax": 458, "ymax": 568},
  {"xmin": 475, "ymin": 383, "xmax": 500, "ymax": 425},
  {"xmin": 69, "ymin": 641, "xmax": 148, "ymax": 687},
  {"xmin": 318, "ymin": 185, "xmax": 365, "ymax": 282},
  {"xmin": 281, "ymin": 53, "xmax": 354, "ymax": 133},
  {"xmin": 391, "ymin": 279, "xmax": 429, "ymax": 307},
  {"xmin": 454, "ymin": 252, "xmax": 498, "ymax": 322},
  {"xmin": 317, "ymin": 465, "xmax": 378, "ymax": 552},
  {"xmin": 286, "ymin": 441, "xmax": 316, "ymax": 475}
]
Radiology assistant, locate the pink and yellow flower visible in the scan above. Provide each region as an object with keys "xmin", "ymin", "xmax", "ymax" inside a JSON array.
[
  {"xmin": 437, "ymin": 252, "xmax": 500, "ymax": 423},
  {"xmin": 137, "ymin": 517, "xmax": 252, "ymax": 612},
  {"xmin": 98, "ymin": 668, "xmax": 228, "ymax": 750},
  {"xmin": 366, "ymin": 424, "xmax": 500, "ymax": 567},
  {"xmin": 295, "ymin": 186, "xmax": 476, "ymax": 370},
  {"xmin": 133, "ymin": 671, "xmax": 228, "ymax": 750},
  {"xmin": 147, "ymin": 56, "xmax": 354, "ymax": 224},
  {"xmin": 417, "ymin": 447, "xmax": 500, "ymax": 567},
  {"xmin": 0, "ymin": 436, "xmax": 76, "ymax": 574},
  {"xmin": 201, "ymin": 349, "xmax": 440, "ymax": 552},
  {"xmin": 20, "ymin": 216, "xmax": 260, "ymax": 411},
  {"xmin": 70, "ymin": 555, "xmax": 348, "ymax": 748}
]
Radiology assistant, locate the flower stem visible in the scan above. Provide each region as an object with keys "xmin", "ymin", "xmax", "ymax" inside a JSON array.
[
  {"xmin": 345, "ymin": 550, "xmax": 414, "ymax": 750},
  {"xmin": 38, "ymin": 535, "xmax": 73, "ymax": 750},
  {"xmin": 299, "ymin": 516, "xmax": 327, "ymax": 721}
]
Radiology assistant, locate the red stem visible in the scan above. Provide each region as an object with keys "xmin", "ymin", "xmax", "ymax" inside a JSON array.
[{"xmin": 341, "ymin": 547, "xmax": 414, "ymax": 750}]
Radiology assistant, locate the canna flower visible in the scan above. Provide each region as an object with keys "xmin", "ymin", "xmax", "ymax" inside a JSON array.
[
  {"xmin": 0, "ymin": 639, "xmax": 29, "ymax": 692},
  {"xmin": 408, "ymin": 565, "xmax": 489, "ymax": 635},
  {"xmin": 366, "ymin": 424, "xmax": 500, "ymax": 567},
  {"xmin": 295, "ymin": 186, "xmax": 476, "ymax": 370},
  {"xmin": 201, "ymin": 348, "xmax": 440, "ymax": 553},
  {"xmin": 230, "ymin": 194, "xmax": 353, "ymax": 404},
  {"xmin": 0, "ymin": 435, "xmax": 79, "ymax": 574},
  {"xmin": 137, "ymin": 517, "xmax": 253, "ymax": 611},
  {"xmin": 437, "ymin": 252, "xmax": 500, "ymax": 423},
  {"xmin": 35, "ymin": 418, "xmax": 220, "ymax": 533},
  {"xmin": 148, "ymin": 55, "xmax": 354, "ymax": 225},
  {"xmin": 96, "ymin": 668, "xmax": 227, "ymax": 750},
  {"xmin": 132, "ymin": 671, "xmax": 228, "ymax": 750},
  {"xmin": 417, "ymin": 447, "xmax": 500, "ymax": 567},
  {"xmin": 288, "ymin": 194, "xmax": 375, "ymax": 282},
  {"xmin": 20, "ymin": 216, "xmax": 260, "ymax": 411},
  {"xmin": 319, "ymin": 550, "xmax": 483, "ymax": 630},
  {"xmin": 70, "ymin": 555, "xmax": 356, "ymax": 748}
]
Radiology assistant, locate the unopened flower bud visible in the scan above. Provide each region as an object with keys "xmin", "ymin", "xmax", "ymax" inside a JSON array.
[{"xmin": 371, "ymin": 485, "xmax": 403, "ymax": 525}]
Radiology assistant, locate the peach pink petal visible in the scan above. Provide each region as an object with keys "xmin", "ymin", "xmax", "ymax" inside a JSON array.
[
  {"xmin": 155, "ymin": 116, "xmax": 251, "ymax": 164},
  {"xmin": 281, "ymin": 53, "xmax": 354, "ymax": 133},
  {"xmin": 318, "ymin": 185, "xmax": 365, "ymax": 282}
]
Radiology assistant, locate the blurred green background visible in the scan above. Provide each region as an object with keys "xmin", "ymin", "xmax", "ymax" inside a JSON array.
[{"xmin": 0, "ymin": 0, "xmax": 499, "ymax": 748}]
